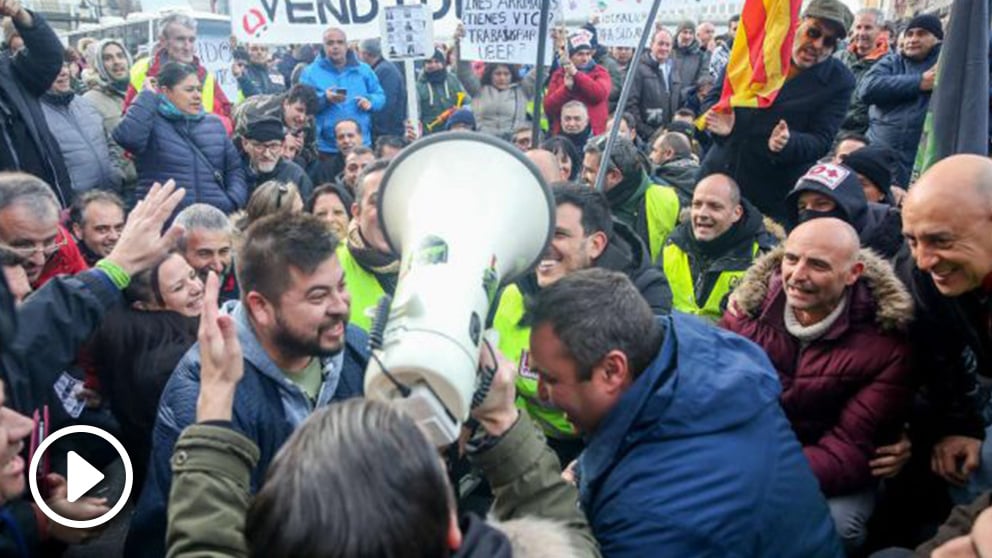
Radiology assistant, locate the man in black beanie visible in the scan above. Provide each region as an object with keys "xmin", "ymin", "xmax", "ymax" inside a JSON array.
[
  {"xmin": 857, "ymin": 13, "xmax": 942, "ymax": 187},
  {"xmin": 240, "ymin": 117, "xmax": 314, "ymax": 198},
  {"xmin": 840, "ymin": 144, "xmax": 899, "ymax": 204}
]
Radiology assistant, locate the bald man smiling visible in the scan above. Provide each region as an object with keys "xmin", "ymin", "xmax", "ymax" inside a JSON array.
[{"xmin": 900, "ymin": 155, "xmax": 992, "ymax": 503}]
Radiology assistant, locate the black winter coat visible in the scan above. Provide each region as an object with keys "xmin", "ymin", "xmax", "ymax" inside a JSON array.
[
  {"xmin": 700, "ymin": 58, "xmax": 855, "ymax": 221},
  {"xmin": 0, "ymin": 12, "xmax": 72, "ymax": 205}
]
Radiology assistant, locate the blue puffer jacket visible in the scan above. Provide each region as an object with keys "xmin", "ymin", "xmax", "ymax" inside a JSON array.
[
  {"xmin": 299, "ymin": 50, "xmax": 386, "ymax": 153},
  {"xmin": 858, "ymin": 45, "xmax": 941, "ymax": 187},
  {"xmin": 125, "ymin": 302, "xmax": 369, "ymax": 557},
  {"xmin": 113, "ymin": 90, "xmax": 247, "ymax": 215},
  {"xmin": 577, "ymin": 313, "xmax": 842, "ymax": 557}
]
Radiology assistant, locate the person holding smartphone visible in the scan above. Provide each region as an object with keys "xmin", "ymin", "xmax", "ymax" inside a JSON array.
[{"xmin": 299, "ymin": 27, "xmax": 385, "ymax": 165}]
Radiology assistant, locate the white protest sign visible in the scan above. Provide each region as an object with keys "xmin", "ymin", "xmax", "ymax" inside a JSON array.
[
  {"xmin": 382, "ymin": 4, "xmax": 433, "ymax": 60},
  {"xmin": 595, "ymin": 2, "xmax": 652, "ymax": 48},
  {"xmin": 231, "ymin": 0, "xmax": 459, "ymax": 44},
  {"xmin": 196, "ymin": 18, "xmax": 241, "ymax": 103},
  {"xmin": 459, "ymin": 0, "xmax": 563, "ymax": 65}
]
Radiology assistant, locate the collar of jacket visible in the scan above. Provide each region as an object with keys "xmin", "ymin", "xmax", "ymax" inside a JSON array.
[
  {"xmin": 318, "ymin": 49, "xmax": 361, "ymax": 72},
  {"xmin": 642, "ymin": 52, "xmax": 672, "ymax": 71},
  {"xmin": 151, "ymin": 49, "xmax": 207, "ymax": 78},
  {"xmin": 981, "ymin": 272, "xmax": 992, "ymax": 296},
  {"xmin": 675, "ymin": 40, "xmax": 701, "ymax": 55},
  {"xmin": 246, "ymin": 156, "xmax": 286, "ymax": 182},
  {"xmin": 453, "ymin": 514, "xmax": 513, "ymax": 557},
  {"xmin": 578, "ymin": 316, "xmax": 674, "ymax": 495},
  {"xmin": 903, "ymin": 42, "xmax": 942, "ymax": 66},
  {"xmin": 42, "ymin": 91, "xmax": 74, "ymax": 107},
  {"xmin": 670, "ymin": 198, "xmax": 764, "ymax": 259},
  {"xmin": 594, "ymin": 219, "xmax": 638, "ymax": 274},
  {"xmin": 800, "ymin": 53, "xmax": 843, "ymax": 85},
  {"xmin": 729, "ymin": 245, "xmax": 915, "ymax": 333},
  {"xmin": 846, "ymin": 35, "xmax": 891, "ymax": 62},
  {"xmin": 606, "ymin": 171, "xmax": 652, "ymax": 221},
  {"xmin": 224, "ymin": 300, "xmax": 345, "ymax": 400}
]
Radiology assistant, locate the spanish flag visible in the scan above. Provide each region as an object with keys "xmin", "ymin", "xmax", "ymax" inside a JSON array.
[{"xmin": 710, "ymin": 0, "xmax": 802, "ymax": 114}]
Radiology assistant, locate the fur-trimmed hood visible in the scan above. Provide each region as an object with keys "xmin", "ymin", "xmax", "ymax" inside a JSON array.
[{"xmin": 729, "ymin": 245, "xmax": 914, "ymax": 331}]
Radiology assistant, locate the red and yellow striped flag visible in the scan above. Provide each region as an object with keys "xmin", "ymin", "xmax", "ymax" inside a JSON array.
[{"xmin": 703, "ymin": 0, "xmax": 802, "ymax": 120}]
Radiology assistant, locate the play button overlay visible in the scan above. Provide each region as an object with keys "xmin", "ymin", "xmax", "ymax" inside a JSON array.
[
  {"xmin": 29, "ymin": 425, "xmax": 133, "ymax": 529},
  {"xmin": 67, "ymin": 451, "xmax": 105, "ymax": 503}
]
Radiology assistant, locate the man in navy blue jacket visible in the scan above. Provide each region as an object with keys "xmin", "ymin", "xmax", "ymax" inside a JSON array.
[
  {"xmin": 528, "ymin": 268, "xmax": 843, "ymax": 557},
  {"xmin": 127, "ymin": 213, "xmax": 369, "ymax": 557},
  {"xmin": 360, "ymin": 38, "xmax": 407, "ymax": 139}
]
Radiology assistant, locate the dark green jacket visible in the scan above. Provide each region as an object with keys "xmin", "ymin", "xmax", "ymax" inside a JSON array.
[{"xmin": 166, "ymin": 415, "xmax": 601, "ymax": 557}]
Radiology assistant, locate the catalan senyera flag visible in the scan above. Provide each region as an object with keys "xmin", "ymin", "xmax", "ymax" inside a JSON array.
[{"xmin": 707, "ymin": 0, "xmax": 802, "ymax": 117}]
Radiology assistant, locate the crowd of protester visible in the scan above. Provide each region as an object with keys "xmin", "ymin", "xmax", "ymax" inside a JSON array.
[{"xmin": 0, "ymin": 0, "xmax": 991, "ymax": 554}]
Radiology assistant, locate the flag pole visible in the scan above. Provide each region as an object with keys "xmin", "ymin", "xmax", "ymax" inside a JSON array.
[
  {"xmin": 594, "ymin": 1, "xmax": 663, "ymax": 192},
  {"xmin": 530, "ymin": 0, "xmax": 552, "ymax": 145}
]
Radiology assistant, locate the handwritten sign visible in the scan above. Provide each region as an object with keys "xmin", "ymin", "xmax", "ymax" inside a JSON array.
[
  {"xmin": 596, "ymin": 2, "xmax": 651, "ymax": 48},
  {"xmin": 459, "ymin": 0, "xmax": 563, "ymax": 64},
  {"xmin": 197, "ymin": 19, "xmax": 241, "ymax": 105}
]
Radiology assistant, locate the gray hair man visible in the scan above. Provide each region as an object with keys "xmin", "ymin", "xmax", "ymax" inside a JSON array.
[
  {"xmin": 0, "ymin": 173, "xmax": 86, "ymax": 288},
  {"xmin": 124, "ymin": 12, "xmax": 232, "ymax": 119},
  {"xmin": 174, "ymin": 204, "xmax": 238, "ymax": 303},
  {"xmin": 837, "ymin": 8, "xmax": 886, "ymax": 135}
]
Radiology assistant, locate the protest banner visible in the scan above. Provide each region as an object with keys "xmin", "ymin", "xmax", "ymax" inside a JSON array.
[
  {"xmin": 459, "ymin": 0, "xmax": 562, "ymax": 65},
  {"xmin": 595, "ymin": 2, "xmax": 652, "ymax": 48},
  {"xmin": 231, "ymin": 0, "xmax": 459, "ymax": 44},
  {"xmin": 197, "ymin": 18, "xmax": 241, "ymax": 103}
]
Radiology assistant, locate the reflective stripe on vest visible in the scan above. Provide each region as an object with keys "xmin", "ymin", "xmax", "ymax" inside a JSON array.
[
  {"xmin": 337, "ymin": 243, "xmax": 386, "ymax": 333},
  {"xmin": 662, "ymin": 241, "xmax": 758, "ymax": 322},
  {"xmin": 492, "ymin": 285, "xmax": 577, "ymax": 438},
  {"xmin": 644, "ymin": 184, "xmax": 681, "ymax": 264},
  {"xmin": 130, "ymin": 58, "xmax": 218, "ymax": 114}
]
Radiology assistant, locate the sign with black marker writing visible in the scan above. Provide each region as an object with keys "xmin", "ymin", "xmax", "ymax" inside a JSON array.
[{"xmin": 459, "ymin": 0, "xmax": 563, "ymax": 64}]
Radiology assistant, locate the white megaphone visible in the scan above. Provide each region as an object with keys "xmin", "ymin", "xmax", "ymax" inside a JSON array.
[{"xmin": 363, "ymin": 132, "xmax": 554, "ymax": 447}]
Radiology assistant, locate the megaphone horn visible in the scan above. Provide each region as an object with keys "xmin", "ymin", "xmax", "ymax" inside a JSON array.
[{"xmin": 363, "ymin": 132, "xmax": 554, "ymax": 446}]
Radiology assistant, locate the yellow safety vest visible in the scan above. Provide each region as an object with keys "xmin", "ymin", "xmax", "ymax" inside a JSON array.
[
  {"xmin": 492, "ymin": 285, "xmax": 578, "ymax": 438},
  {"xmin": 337, "ymin": 243, "xmax": 387, "ymax": 333},
  {"xmin": 130, "ymin": 57, "xmax": 217, "ymax": 114},
  {"xmin": 644, "ymin": 184, "xmax": 681, "ymax": 265},
  {"xmin": 662, "ymin": 241, "xmax": 758, "ymax": 322},
  {"xmin": 525, "ymin": 98, "xmax": 549, "ymax": 132}
]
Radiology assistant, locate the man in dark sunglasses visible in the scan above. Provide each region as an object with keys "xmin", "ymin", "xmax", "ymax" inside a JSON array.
[{"xmin": 699, "ymin": 0, "xmax": 856, "ymax": 222}]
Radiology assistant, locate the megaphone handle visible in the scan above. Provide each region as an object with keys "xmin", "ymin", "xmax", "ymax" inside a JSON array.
[{"xmin": 471, "ymin": 337, "xmax": 499, "ymax": 410}]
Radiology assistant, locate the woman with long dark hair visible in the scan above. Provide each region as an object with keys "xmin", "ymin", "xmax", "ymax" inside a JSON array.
[{"xmin": 85, "ymin": 252, "xmax": 203, "ymax": 490}]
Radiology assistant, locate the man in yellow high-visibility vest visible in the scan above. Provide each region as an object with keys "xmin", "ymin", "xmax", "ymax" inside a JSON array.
[
  {"xmin": 335, "ymin": 159, "xmax": 397, "ymax": 332},
  {"xmin": 492, "ymin": 183, "xmax": 671, "ymax": 466},
  {"xmin": 662, "ymin": 173, "xmax": 779, "ymax": 321},
  {"xmin": 581, "ymin": 135, "xmax": 680, "ymax": 264},
  {"xmin": 124, "ymin": 13, "xmax": 232, "ymax": 125}
]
